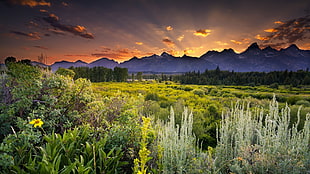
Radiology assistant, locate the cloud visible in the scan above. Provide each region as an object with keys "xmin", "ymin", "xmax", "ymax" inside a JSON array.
[
  {"xmin": 274, "ymin": 21, "xmax": 284, "ymax": 25},
  {"xmin": 135, "ymin": 42, "xmax": 143, "ymax": 45},
  {"xmin": 166, "ymin": 26, "xmax": 173, "ymax": 31},
  {"xmin": 255, "ymin": 34, "xmax": 270, "ymax": 41},
  {"xmin": 264, "ymin": 28, "xmax": 278, "ymax": 32},
  {"xmin": 34, "ymin": 45, "xmax": 48, "ymax": 50},
  {"xmin": 193, "ymin": 29, "xmax": 211, "ymax": 37},
  {"xmin": 215, "ymin": 41, "xmax": 228, "ymax": 46},
  {"xmin": 39, "ymin": 9, "xmax": 48, "ymax": 13},
  {"xmin": 4, "ymin": 0, "xmax": 51, "ymax": 7},
  {"xmin": 61, "ymin": 2, "xmax": 68, "ymax": 7},
  {"xmin": 27, "ymin": 21, "xmax": 39, "ymax": 28},
  {"xmin": 42, "ymin": 13, "xmax": 94, "ymax": 39},
  {"xmin": 184, "ymin": 49, "xmax": 194, "ymax": 55},
  {"xmin": 259, "ymin": 15, "xmax": 310, "ymax": 47},
  {"xmin": 10, "ymin": 30, "xmax": 41, "ymax": 40},
  {"xmin": 47, "ymin": 28, "xmax": 66, "ymax": 35},
  {"xmin": 177, "ymin": 35, "xmax": 184, "ymax": 42},
  {"xmin": 91, "ymin": 47, "xmax": 153, "ymax": 62},
  {"xmin": 64, "ymin": 54, "xmax": 88, "ymax": 57},
  {"xmin": 230, "ymin": 39, "xmax": 243, "ymax": 45},
  {"xmin": 162, "ymin": 38, "xmax": 175, "ymax": 48}
]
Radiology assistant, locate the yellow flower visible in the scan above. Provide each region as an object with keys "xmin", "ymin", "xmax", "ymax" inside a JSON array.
[
  {"xmin": 29, "ymin": 119, "xmax": 44, "ymax": 128},
  {"xmin": 237, "ymin": 157, "xmax": 243, "ymax": 161}
]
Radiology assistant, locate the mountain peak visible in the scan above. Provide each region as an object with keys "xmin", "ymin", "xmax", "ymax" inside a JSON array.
[
  {"xmin": 248, "ymin": 42, "xmax": 260, "ymax": 50},
  {"xmin": 262, "ymin": 46, "xmax": 277, "ymax": 52},
  {"xmin": 75, "ymin": 60, "xmax": 87, "ymax": 64},
  {"xmin": 221, "ymin": 48, "xmax": 236, "ymax": 54},
  {"xmin": 286, "ymin": 44, "xmax": 300, "ymax": 51},
  {"xmin": 241, "ymin": 42, "xmax": 262, "ymax": 55},
  {"xmin": 160, "ymin": 52, "xmax": 172, "ymax": 57}
]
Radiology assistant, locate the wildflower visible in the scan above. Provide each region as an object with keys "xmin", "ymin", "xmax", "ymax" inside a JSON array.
[
  {"xmin": 237, "ymin": 157, "xmax": 243, "ymax": 161},
  {"xmin": 29, "ymin": 118, "xmax": 44, "ymax": 128}
]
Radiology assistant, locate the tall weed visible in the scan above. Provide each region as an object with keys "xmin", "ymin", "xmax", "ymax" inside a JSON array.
[{"xmin": 216, "ymin": 96, "xmax": 310, "ymax": 174}]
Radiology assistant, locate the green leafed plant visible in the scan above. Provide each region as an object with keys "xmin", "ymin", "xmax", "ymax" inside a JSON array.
[{"xmin": 11, "ymin": 126, "xmax": 127, "ymax": 174}]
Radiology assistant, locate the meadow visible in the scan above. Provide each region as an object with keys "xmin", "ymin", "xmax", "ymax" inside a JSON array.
[{"xmin": 0, "ymin": 62, "xmax": 309, "ymax": 173}]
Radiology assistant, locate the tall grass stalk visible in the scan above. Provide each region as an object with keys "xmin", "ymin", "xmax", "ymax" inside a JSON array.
[
  {"xmin": 156, "ymin": 107, "xmax": 214, "ymax": 173},
  {"xmin": 216, "ymin": 96, "xmax": 310, "ymax": 173}
]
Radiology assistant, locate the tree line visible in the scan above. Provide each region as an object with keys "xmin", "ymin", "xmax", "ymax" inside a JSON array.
[
  {"xmin": 69, "ymin": 66, "xmax": 128, "ymax": 82},
  {"xmin": 174, "ymin": 67, "xmax": 310, "ymax": 86}
]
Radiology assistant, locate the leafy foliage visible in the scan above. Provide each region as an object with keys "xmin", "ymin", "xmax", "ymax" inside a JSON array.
[{"xmin": 176, "ymin": 69, "xmax": 310, "ymax": 86}]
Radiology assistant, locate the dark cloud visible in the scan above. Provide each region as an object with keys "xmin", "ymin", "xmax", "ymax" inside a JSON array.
[
  {"xmin": 260, "ymin": 15, "xmax": 310, "ymax": 48},
  {"xmin": 162, "ymin": 38, "xmax": 175, "ymax": 47},
  {"xmin": 3, "ymin": 0, "xmax": 50, "ymax": 7},
  {"xmin": 10, "ymin": 30, "xmax": 41, "ymax": 40},
  {"xmin": 34, "ymin": 45, "xmax": 48, "ymax": 50},
  {"xmin": 42, "ymin": 13, "xmax": 94, "ymax": 39}
]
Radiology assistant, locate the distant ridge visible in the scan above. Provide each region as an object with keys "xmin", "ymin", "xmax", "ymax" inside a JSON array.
[{"xmin": 44, "ymin": 43, "xmax": 310, "ymax": 72}]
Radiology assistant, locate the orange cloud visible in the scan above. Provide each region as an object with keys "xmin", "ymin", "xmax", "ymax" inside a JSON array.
[
  {"xmin": 48, "ymin": 13, "xmax": 59, "ymax": 21},
  {"xmin": 91, "ymin": 47, "xmax": 153, "ymax": 62},
  {"xmin": 215, "ymin": 41, "xmax": 228, "ymax": 46},
  {"xmin": 274, "ymin": 21, "xmax": 284, "ymax": 24},
  {"xmin": 73, "ymin": 25, "xmax": 87, "ymax": 33},
  {"xmin": 230, "ymin": 39, "xmax": 242, "ymax": 45},
  {"xmin": 177, "ymin": 35, "xmax": 184, "ymax": 42},
  {"xmin": 8, "ymin": 0, "xmax": 51, "ymax": 7},
  {"xmin": 162, "ymin": 38, "xmax": 175, "ymax": 48},
  {"xmin": 184, "ymin": 49, "xmax": 195, "ymax": 55},
  {"xmin": 264, "ymin": 28, "xmax": 278, "ymax": 32},
  {"xmin": 135, "ymin": 42, "xmax": 143, "ymax": 45},
  {"xmin": 193, "ymin": 29, "xmax": 211, "ymax": 37},
  {"xmin": 64, "ymin": 54, "xmax": 88, "ymax": 57},
  {"xmin": 255, "ymin": 34, "xmax": 270, "ymax": 41},
  {"xmin": 166, "ymin": 26, "xmax": 173, "ymax": 31}
]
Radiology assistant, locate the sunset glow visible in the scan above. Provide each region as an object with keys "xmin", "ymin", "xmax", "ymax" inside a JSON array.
[{"xmin": 0, "ymin": 0, "xmax": 309, "ymax": 64}]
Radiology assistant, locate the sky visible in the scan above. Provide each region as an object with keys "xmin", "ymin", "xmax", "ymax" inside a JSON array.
[{"xmin": 0, "ymin": 0, "xmax": 309, "ymax": 65}]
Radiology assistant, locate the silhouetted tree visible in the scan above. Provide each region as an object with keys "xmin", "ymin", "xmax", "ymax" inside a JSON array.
[{"xmin": 5, "ymin": 56, "xmax": 16, "ymax": 65}]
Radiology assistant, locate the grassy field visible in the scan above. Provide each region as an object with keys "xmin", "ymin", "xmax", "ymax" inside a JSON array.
[
  {"xmin": 92, "ymin": 81, "xmax": 310, "ymax": 147},
  {"xmin": 1, "ymin": 64, "xmax": 309, "ymax": 173}
]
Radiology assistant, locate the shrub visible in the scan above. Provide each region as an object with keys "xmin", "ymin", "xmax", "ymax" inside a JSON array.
[
  {"xmin": 156, "ymin": 108, "xmax": 213, "ymax": 173},
  {"xmin": 296, "ymin": 100, "xmax": 310, "ymax": 107},
  {"xmin": 192, "ymin": 89, "xmax": 205, "ymax": 96},
  {"xmin": 215, "ymin": 96, "xmax": 310, "ymax": 173},
  {"xmin": 13, "ymin": 127, "xmax": 127, "ymax": 173},
  {"xmin": 145, "ymin": 93, "xmax": 159, "ymax": 101}
]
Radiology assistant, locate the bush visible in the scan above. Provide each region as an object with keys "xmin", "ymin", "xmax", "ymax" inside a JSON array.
[
  {"xmin": 156, "ymin": 108, "xmax": 213, "ymax": 173},
  {"xmin": 11, "ymin": 127, "xmax": 127, "ymax": 173},
  {"xmin": 215, "ymin": 96, "xmax": 310, "ymax": 173},
  {"xmin": 296, "ymin": 100, "xmax": 310, "ymax": 107},
  {"xmin": 192, "ymin": 89, "xmax": 205, "ymax": 96},
  {"xmin": 145, "ymin": 93, "xmax": 159, "ymax": 101}
]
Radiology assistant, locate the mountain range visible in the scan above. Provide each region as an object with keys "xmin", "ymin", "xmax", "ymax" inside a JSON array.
[{"xmin": 48, "ymin": 43, "xmax": 310, "ymax": 72}]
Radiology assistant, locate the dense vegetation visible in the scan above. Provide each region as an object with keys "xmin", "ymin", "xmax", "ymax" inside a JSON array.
[
  {"xmin": 176, "ymin": 67, "xmax": 310, "ymax": 86},
  {"xmin": 69, "ymin": 65, "xmax": 310, "ymax": 87},
  {"xmin": 69, "ymin": 66, "xmax": 128, "ymax": 82},
  {"xmin": 0, "ymin": 59, "xmax": 309, "ymax": 173}
]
